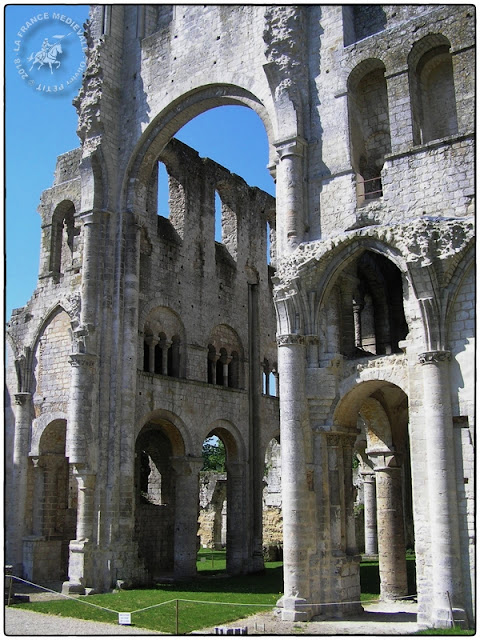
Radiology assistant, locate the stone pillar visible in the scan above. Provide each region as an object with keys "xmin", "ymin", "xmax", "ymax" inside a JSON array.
[
  {"xmin": 209, "ymin": 352, "xmax": 219, "ymax": 385},
  {"xmin": 369, "ymin": 451, "xmax": 407, "ymax": 600},
  {"xmin": 222, "ymin": 355, "xmax": 231, "ymax": 387},
  {"xmin": 63, "ymin": 468, "xmax": 96, "ymax": 594},
  {"xmin": 80, "ymin": 210, "xmax": 105, "ymax": 329},
  {"xmin": 362, "ymin": 472, "xmax": 378, "ymax": 555},
  {"xmin": 419, "ymin": 350, "xmax": 466, "ymax": 626},
  {"xmin": 171, "ymin": 457, "xmax": 202, "ymax": 579},
  {"xmin": 67, "ymin": 353, "xmax": 96, "ymax": 464},
  {"xmin": 277, "ymin": 334, "xmax": 311, "ymax": 621},
  {"xmin": 162, "ymin": 340, "xmax": 171, "ymax": 375},
  {"xmin": 274, "ymin": 137, "xmax": 306, "ymax": 255},
  {"xmin": 31, "ymin": 457, "xmax": 45, "ymax": 537},
  {"xmin": 327, "ymin": 434, "xmax": 345, "ymax": 553},
  {"xmin": 343, "ymin": 436, "xmax": 357, "ymax": 555},
  {"xmin": 145, "ymin": 336, "xmax": 157, "ymax": 374},
  {"xmin": 226, "ymin": 462, "xmax": 248, "ymax": 575},
  {"xmin": 12, "ymin": 392, "xmax": 33, "ymax": 575}
]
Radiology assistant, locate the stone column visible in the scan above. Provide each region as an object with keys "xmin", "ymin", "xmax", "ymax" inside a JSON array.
[
  {"xmin": 343, "ymin": 436, "xmax": 357, "ymax": 555},
  {"xmin": 222, "ymin": 355, "xmax": 231, "ymax": 387},
  {"xmin": 362, "ymin": 472, "xmax": 378, "ymax": 555},
  {"xmin": 277, "ymin": 334, "xmax": 311, "ymax": 621},
  {"xmin": 171, "ymin": 457, "xmax": 203, "ymax": 579},
  {"xmin": 209, "ymin": 352, "xmax": 219, "ymax": 385},
  {"xmin": 162, "ymin": 340, "xmax": 171, "ymax": 375},
  {"xmin": 145, "ymin": 336, "xmax": 158, "ymax": 374},
  {"xmin": 67, "ymin": 353, "xmax": 96, "ymax": 464},
  {"xmin": 12, "ymin": 392, "xmax": 33, "ymax": 575},
  {"xmin": 64, "ymin": 468, "xmax": 96, "ymax": 594},
  {"xmin": 226, "ymin": 461, "xmax": 248, "ymax": 575},
  {"xmin": 80, "ymin": 210, "xmax": 105, "ymax": 330},
  {"xmin": 419, "ymin": 350, "xmax": 466, "ymax": 626},
  {"xmin": 327, "ymin": 434, "xmax": 345, "ymax": 553},
  {"xmin": 31, "ymin": 457, "xmax": 45, "ymax": 537},
  {"xmin": 369, "ymin": 450, "xmax": 407, "ymax": 600},
  {"xmin": 274, "ymin": 137, "xmax": 306, "ymax": 255}
]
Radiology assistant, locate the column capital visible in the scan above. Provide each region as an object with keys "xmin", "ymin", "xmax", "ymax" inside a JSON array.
[
  {"xmin": 79, "ymin": 209, "xmax": 111, "ymax": 225},
  {"xmin": 277, "ymin": 333, "xmax": 305, "ymax": 347},
  {"xmin": 326, "ymin": 431, "xmax": 357, "ymax": 447},
  {"xmin": 368, "ymin": 449, "xmax": 402, "ymax": 471},
  {"xmin": 72, "ymin": 466, "xmax": 96, "ymax": 490},
  {"xmin": 69, "ymin": 352, "xmax": 96, "ymax": 368},
  {"xmin": 418, "ymin": 350, "xmax": 451, "ymax": 365},
  {"xmin": 273, "ymin": 135, "xmax": 307, "ymax": 159},
  {"xmin": 144, "ymin": 335, "xmax": 159, "ymax": 347},
  {"xmin": 14, "ymin": 392, "xmax": 32, "ymax": 406}
]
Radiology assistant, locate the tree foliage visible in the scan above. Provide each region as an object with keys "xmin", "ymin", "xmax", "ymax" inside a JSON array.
[{"xmin": 202, "ymin": 437, "xmax": 226, "ymax": 472}]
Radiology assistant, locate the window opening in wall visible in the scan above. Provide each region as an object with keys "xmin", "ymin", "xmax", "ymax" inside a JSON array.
[
  {"xmin": 262, "ymin": 437, "xmax": 283, "ymax": 559},
  {"xmin": 348, "ymin": 62, "xmax": 391, "ymax": 208},
  {"xmin": 143, "ymin": 330, "xmax": 181, "ymax": 377},
  {"xmin": 198, "ymin": 434, "xmax": 227, "ymax": 571},
  {"xmin": 214, "ymin": 191, "xmax": 222, "ymax": 243},
  {"xmin": 262, "ymin": 359, "xmax": 278, "ymax": 397},
  {"xmin": 409, "ymin": 39, "xmax": 458, "ymax": 145},
  {"xmin": 157, "ymin": 162, "xmax": 170, "ymax": 218}
]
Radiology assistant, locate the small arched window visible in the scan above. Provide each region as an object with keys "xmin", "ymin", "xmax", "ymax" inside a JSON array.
[
  {"xmin": 50, "ymin": 201, "xmax": 77, "ymax": 278},
  {"xmin": 408, "ymin": 35, "xmax": 458, "ymax": 145},
  {"xmin": 347, "ymin": 60, "xmax": 391, "ymax": 206}
]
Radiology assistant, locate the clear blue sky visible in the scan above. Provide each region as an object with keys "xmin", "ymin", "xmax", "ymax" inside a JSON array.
[{"xmin": 5, "ymin": 4, "xmax": 274, "ymax": 320}]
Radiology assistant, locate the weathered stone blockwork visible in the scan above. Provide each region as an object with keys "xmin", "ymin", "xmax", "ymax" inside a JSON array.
[{"xmin": 6, "ymin": 5, "xmax": 474, "ymax": 630}]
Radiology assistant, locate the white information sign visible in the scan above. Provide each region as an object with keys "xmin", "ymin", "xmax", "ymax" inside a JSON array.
[{"xmin": 118, "ymin": 612, "xmax": 132, "ymax": 625}]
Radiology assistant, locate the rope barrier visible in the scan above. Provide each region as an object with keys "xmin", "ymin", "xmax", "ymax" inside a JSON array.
[
  {"xmin": 8, "ymin": 576, "xmax": 120, "ymax": 615},
  {"xmin": 7, "ymin": 574, "xmax": 418, "ymax": 621}
]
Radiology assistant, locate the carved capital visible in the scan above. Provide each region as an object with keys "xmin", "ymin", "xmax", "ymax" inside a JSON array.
[
  {"xmin": 418, "ymin": 350, "xmax": 451, "ymax": 365},
  {"xmin": 14, "ymin": 392, "xmax": 32, "ymax": 406},
  {"xmin": 368, "ymin": 449, "xmax": 402, "ymax": 471},
  {"xmin": 274, "ymin": 136, "xmax": 307, "ymax": 160},
  {"xmin": 69, "ymin": 353, "xmax": 96, "ymax": 368},
  {"xmin": 277, "ymin": 334, "xmax": 305, "ymax": 347}
]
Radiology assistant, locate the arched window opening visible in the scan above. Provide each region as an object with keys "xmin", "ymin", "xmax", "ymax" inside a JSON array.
[
  {"xmin": 228, "ymin": 351, "xmax": 239, "ymax": 388},
  {"xmin": 348, "ymin": 62, "xmax": 391, "ymax": 206},
  {"xmin": 262, "ymin": 359, "xmax": 279, "ymax": 396},
  {"xmin": 157, "ymin": 162, "xmax": 170, "ymax": 218},
  {"xmin": 50, "ymin": 202, "xmax": 77, "ymax": 278},
  {"xmin": 215, "ymin": 186, "xmax": 238, "ymax": 259},
  {"xmin": 207, "ymin": 344, "xmax": 217, "ymax": 384},
  {"xmin": 409, "ymin": 39, "xmax": 458, "ymax": 145},
  {"xmin": 198, "ymin": 434, "xmax": 227, "ymax": 570},
  {"xmin": 135, "ymin": 425, "xmax": 176, "ymax": 576},
  {"xmin": 331, "ymin": 251, "xmax": 407, "ymax": 358},
  {"xmin": 215, "ymin": 191, "xmax": 223, "ymax": 243}
]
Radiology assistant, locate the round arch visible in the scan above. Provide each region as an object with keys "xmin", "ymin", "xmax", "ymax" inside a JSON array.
[
  {"xmin": 203, "ymin": 419, "xmax": 246, "ymax": 464},
  {"xmin": 334, "ymin": 376, "xmax": 409, "ymax": 431},
  {"xmin": 123, "ymin": 84, "xmax": 276, "ymax": 211},
  {"xmin": 135, "ymin": 409, "xmax": 191, "ymax": 456},
  {"xmin": 30, "ymin": 412, "xmax": 69, "ymax": 456}
]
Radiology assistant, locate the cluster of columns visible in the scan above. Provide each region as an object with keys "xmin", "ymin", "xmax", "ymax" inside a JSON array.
[
  {"xmin": 144, "ymin": 335, "xmax": 180, "ymax": 376},
  {"xmin": 207, "ymin": 347, "xmax": 239, "ymax": 387}
]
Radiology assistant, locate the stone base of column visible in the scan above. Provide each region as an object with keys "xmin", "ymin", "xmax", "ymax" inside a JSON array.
[
  {"xmin": 278, "ymin": 596, "xmax": 311, "ymax": 621},
  {"xmin": 432, "ymin": 607, "xmax": 468, "ymax": 629},
  {"xmin": 63, "ymin": 540, "xmax": 93, "ymax": 595}
]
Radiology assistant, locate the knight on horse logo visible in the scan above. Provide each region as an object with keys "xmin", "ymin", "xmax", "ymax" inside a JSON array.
[{"xmin": 27, "ymin": 33, "xmax": 70, "ymax": 74}]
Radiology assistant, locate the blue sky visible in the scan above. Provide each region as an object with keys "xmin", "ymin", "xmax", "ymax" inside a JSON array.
[{"xmin": 5, "ymin": 4, "xmax": 274, "ymax": 320}]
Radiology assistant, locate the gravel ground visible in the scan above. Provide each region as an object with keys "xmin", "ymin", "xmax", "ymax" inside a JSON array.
[{"xmin": 5, "ymin": 600, "xmax": 418, "ymax": 636}]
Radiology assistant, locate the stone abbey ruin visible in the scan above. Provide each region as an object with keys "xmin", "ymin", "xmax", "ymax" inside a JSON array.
[{"xmin": 5, "ymin": 4, "xmax": 474, "ymax": 630}]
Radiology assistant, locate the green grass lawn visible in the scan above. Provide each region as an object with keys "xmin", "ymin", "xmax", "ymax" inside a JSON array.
[
  {"xmin": 18, "ymin": 551, "xmax": 472, "ymax": 634},
  {"xmin": 11, "ymin": 560, "xmax": 283, "ymax": 634}
]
